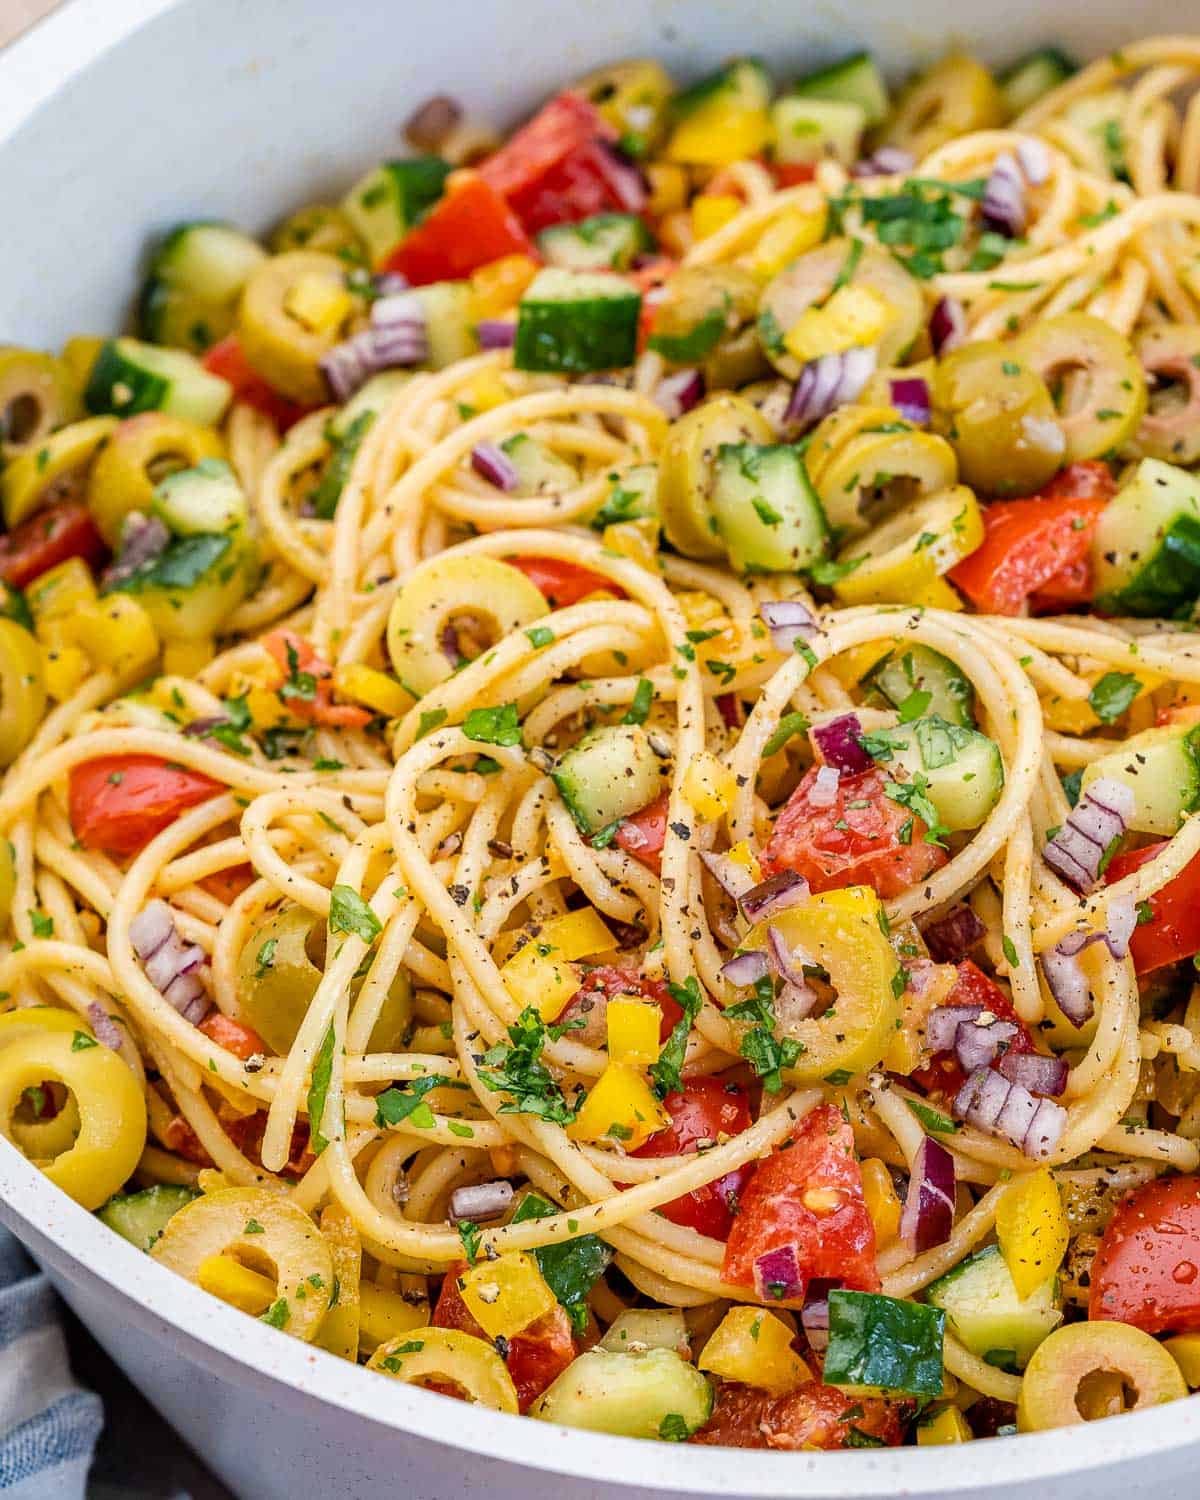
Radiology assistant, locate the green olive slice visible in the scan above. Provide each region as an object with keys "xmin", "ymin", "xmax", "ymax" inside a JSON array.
[
  {"xmin": 87, "ymin": 413, "xmax": 225, "ymax": 545},
  {"xmin": 1132, "ymin": 323, "xmax": 1200, "ymax": 465},
  {"xmin": 932, "ymin": 341, "xmax": 1065, "ymax": 495},
  {"xmin": 1018, "ymin": 1321, "xmax": 1187, "ymax": 1431},
  {"xmin": 1013, "ymin": 313, "xmax": 1147, "ymax": 463},
  {"xmin": 0, "ymin": 416, "xmax": 118, "ymax": 529},
  {"xmin": 0, "ymin": 347, "xmax": 80, "ymax": 456},
  {"xmin": 874, "ymin": 54, "xmax": 1004, "ymax": 159},
  {"xmin": 270, "ymin": 204, "xmax": 365, "ymax": 258},
  {"xmin": 238, "ymin": 250, "xmax": 360, "ymax": 405}
]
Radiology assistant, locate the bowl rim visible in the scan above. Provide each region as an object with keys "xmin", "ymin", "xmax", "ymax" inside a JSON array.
[{"xmin": 2, "ymin": 0, "xmax": 1200, "ymax": 1490}]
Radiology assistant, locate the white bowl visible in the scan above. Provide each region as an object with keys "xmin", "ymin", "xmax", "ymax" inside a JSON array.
[{"xmin": 2, "ymin": 2, "xmax": 1200, "ymax": 1495}]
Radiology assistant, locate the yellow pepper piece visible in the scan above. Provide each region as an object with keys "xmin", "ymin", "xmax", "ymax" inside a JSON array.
[
  {"xmin": 674, "ymin": 589, "xmax": 726, "ymax": 633},
  {"xmin": 784, "ymin": 285, "xmax": 896, "ymax": 363},
  {"xmin": 333, "ymin": 662, "xmax": 410, "ymax": 719},
  {"xmin": 995, "ymin": 1168, "xmax": 1069, "ymax": 1300},
  {"xmin": 368, "ymin": 1326, "xmax": 519, "ymax": 1412},
  {"xmin": 163, "ymin": 637, "xmax": 217, "ymax": 676},
  {"xmin": 471, "ymin": 254, "xmax": 539, "ymax": 318},
  {"xmin": 602, "ymin": 518, "xmax": 659, "ymax": 573},
  {"xmin": 546, "ymin": 908, "xmax": 617, "ymax": 961},
  {"xmin": 607, "ymin": 1000, "xmax": 663, "ymax": 1067},
  {"xmin": 284, "ymin": 272, "xmax": 354, "ymax": 335},
  {"xmin": 645, "ymin": 162, "xmax": 689, "ymax": 216},
  {"xmin": 668, "ymin": 107, "xmax": 771, "ymax": 166},
  {"xmin": 861, "ymin": 1157, "xmax": 902, "ymax": 1244},
  {"xmin": 567, "ymin": 1063, "xmax": 669, "ymax": 1149},
  {"xmin": 316, "ymin": 1204, "xmax": 363, "ymax": 1361},
  {"xmin": 80, "ymin": 597, "xmax": 160, "ymax": 681},
  {"xmin": 917, "ymin": 1406, "xmax": 972, "ymax": 1445},
  {"xmin": 41, "ymin": 642, "xmax": 90, "ymax": 703},
  {"xmin": 691, "ymin": 194, "xmax": 742, "ymax": 240},
  {"xmin": 1043, "ymin": 671, "xmax": 1163, "ymax": 734},
  {"xmin": 357, "ymin": 1281, "xmax": 429, "ymax": 1355},
  {"xmin": 198, "ymin": 1254, "xmax": 277, "ymax": 1315},
  {"xmin": 459, "ymin": 1252, "xmax": 558, "ymax": 1340},
  {"xmin": 27, "ymin": 557, "xmax": 97, "ymax": 625},
  {"xmin": 460, "ymin": 368, "xmax": 511, "ymax": 414},
  {"xmin": 723, "ymin": 839, "xmax": 762, "ymax": 883},
  {"xmin": 501, "ymin": 908, "xmax": 615, "ymax": 1021},
  {"xmin": 745, "ymin": 207, "xmax": 828, "ymax": 281},
  {"xmin": 683, "ymin": 751, "xmax": 737, "ymax": 821},
  {"xmin": 1165, "ymin": 1333, "xmax": 1200, "ymax": 1389},
  {"xmin": 0, "ymin": 838, "xmax": 14, "ymax": 928},
  {"xmin": 0, "ymin": 619, "xmax": 47, "ymax": 766},
  {"xmin": 699, "ymin": 1307, "xmax": 812, "ymax": 1396}
]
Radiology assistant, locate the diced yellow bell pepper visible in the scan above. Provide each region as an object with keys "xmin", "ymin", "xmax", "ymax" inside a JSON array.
[
  {"xmin": 61, "ymin": 335, "xmax": 105, "ymax": 391},
  {"xmin": 674, "ymin": 589, "xmax": 726, "ymax": 633},
  {"xmin": 163, "ymin": 637, "xmax": 217, "ymax": 676},
  {"xmin": 723, "ymin": 839, "xmax": 762, "ymax": 884},
  {"xmin": 668, "ymin": 107, "xmax": 772, "ymax": 166},
  {"xmin": 917, "ymin": 1406, "xmax": 972, "ymax": 1445},
  {"xmin": 471, "ymin": 254, "xmax": 539, "ymax": 318},
  {"xmin": 784, "ymin": 285, "xmax": 897, "ymax": 363},
  {"xmin": 458, "ymin": 1252, "xmax": 557, "ymax": 1340},
  {"xmin": 603, "ymin": 518, "xmax": 660, "ymax": 573},
  {"xmin": 500, "ymin": 907, "xmax": 615, "ymax": 1018},
  {"xmin": 460, "ymin": 368, "xmax": 512, "ymax": 414},
  {"xmin": 683, "ymin": 751, "xmax": 737, "ymax": 821},
  {"xmin": 698, "ymin": 1307, "xmax": 812, "ymax": 1396},
  {"xmin": 995, "ymin": 1168, "xmax": 1069, "ymax": 1300},
  {"xmin": 1166, "ymin": 1333, "xmax": 1200, "ymax": 1389},
  {"xmin": 825, "ymin": 641, "xmax": 892, "ymax": 691},
  {"xmin": 284, "ymin": 273, "xmax": 354, "ymax": 335},
  {"xmin": 41, "ymin": 643, "xmax": 89, "ymax": 701},
  {"xmin": 357, "ymin": 1281, "xmax": 429, "ymax": 1355},
  {"xmin": 197, "ymin": 1169, "xmax": 232, "ymax": 1194},
  {"xmin": 607, "ymin": 999, "xmax": 663, "ymax": 1066},
  {"xmin": 197, "ymin": 1253, "xmax": 277, "ymax": 1315},
  {"xmin": 645, "ymin": 162, "xmax": 688, "ymax": 216},
  {"xmin": 861, "ymin": 1158, "xmax": 902, "ymax": 1244},
  {"xmin": 547, "ymin": 908, "xmax": 617, "ymax": 961},
  {"xmin": 691, "ymin": 194, "xmax": 742, "ymax": 240},
  {"xmin": 333, "ymin": 662, "xmax": 410, "ymax": 719},
  {"xmin": 83, "ymin": 596, "xmax": 159, "ymax": 680},
  {"xmin": 1042, "ymin": 671, "xmax": 1163, "ymax": 734},
  {"xmin": 27, "ymin": 558, "xmax": 97, "ymax": 626},
  {"xmin": 746, "ymin": 208, "xmax": 827, "ymax": 281},
  {"xmin": 566, "ymin": 1063, "xmax": 669, "ymax": 1149}
]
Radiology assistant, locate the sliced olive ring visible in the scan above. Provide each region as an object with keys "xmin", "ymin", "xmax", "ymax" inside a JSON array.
[
  {"xmin": 0, "ymin": 347, "xmax": 80, "ymax": 456},
  {"xmin": 1132, "ymin": 323, "xmax": 1200, "ymax": 465},
  {"xmin": 87, "ymin": 412, "xmax": 225, "ymax": 545},
  {"xmin": 874, "ymin": 54, "xmax": 1004, "ymax": 159},
  {"xmin": 831, "ymin": 484, "xmax": 983, "ymax": 606},
  {"xmin": 1013, "ymin": 313, "xmax": 1147, "ymax": 463},
  {"xmin": 238, "ymin": 250, "xmax": 362, "ymax": 405},
  {"xmin": 575, "ymin": 58, "xmax": 675, "ymax": 156},
  {"xmin": 657, "ymin": 393, "xmax": 773, "ymax": 558},
  {"xmin": 816, "ymin": 426, "xmax": 959, "ymax": 540},
  {"xmin": 0, "ymin": 415, "xmax": 118, "ymax": 529}
]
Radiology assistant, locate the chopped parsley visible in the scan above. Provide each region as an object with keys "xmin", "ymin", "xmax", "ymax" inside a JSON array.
[
  {"xmin": 1088, "ymin": 671, "xmax": 1140, "ymax": 723},
  {"xmin": 477, "ymin": 1007, "xmax": 578, "ymax": 1125},
  {"xmin": 650, "ymin": 976, "xmax": 704, "ymax": 1097},
  {"xmin": 328, "ymin": 884, "xmax": 382, "ymax": 943},
  {"xmin": 463, "ymin": 701, "xmax": 522, "ymax": 747}
]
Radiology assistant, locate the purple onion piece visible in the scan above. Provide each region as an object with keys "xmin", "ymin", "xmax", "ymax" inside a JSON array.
[
  {"xmin": 808, "ymin": 765, "xmax": 841, "ymax": 808},
  {"xmin": 998, "ymin": 1050, "xmax": 1069, "ymax": 1098},
  {"xmin": 373, "ymin": 272, "xmax": 410, "ymax": 298},
  {"xmin": 1105, "ymin": 895, "xmax": 1138, "ymax": 961},
  {"xmin": 954, "ymin": 1017, "xmax": 1019, "ymax": 1073},
  {"xmin": 753, "ymin": 1243, "xmax": 804, "ymax": 1302},
  {"xmin": 853, "ymin": 146, "xmax": 916, "ymax": 178},
  {"xmin": 320, "ymin": 330, "xmax": 376, "ymax": 402},
  {"xmin": 785, "ymin": 347, "xmax": 876, "ymax": 430},
  {"xmin": 182, "ymin": 715, "xmax": 233, "ymax": 739},
  {"xmin": 404, "ymin": 94, "xmax": 463, "ymax": 151},
  {"xmin": 739, "ymin": 870, "xmax": 810, "ymax": 923},
  {"xmin": 765, "ymin": 925, "xmax": 817, "ymax": 998},
  {"xmin": 102, "ymin": 513, "xmax": 171, "ymax": 589},
  {"xmin": 954, "ymin": 1067, "xmax": 1067, "ymax": 1158},
  {"xmin": 448, "ymin": 1180, "xmax": 514, "ymax": 1225},
  {"xmin": 811, "ymin": 713, "xmax": 872, "ymax": 774},
  {"xmin": 129, "ymin": 900, "xmax": 174, "ymax": 961},
  {"xmin": 801, "ymin": 1279, "xmax": 834, "ymax": 1352},
  {"xmin": 1016, "ymin": 139, "xmax": 1051, "ymax": 186},
  {"xmin": 982, "ymin": 151, "xmax": 1028, "ymax": 238},
  {"xmin": 476, "ymin": 318, "xmax": 517, "ymax": 350},
  {"xmin": 700, "ymin": 850, "xmax": 758, "ymax": 902},
  {"xmin": 654, "ymin": 368, "xmax": 705, "ymax": 420},
  {"xmin": 1041, "ymin": 944, "xmax": 1093, "ymax": 1027},
  {"xmin": 86, "ymin": 1003, "xmax": 123, "ymax": 1052},
  {"xmin": 889, "ymin": 376, "xmax": 931, "ymax": 426},
  {"xmin": 759, "ymin": 599, "xmax": 821, "ymax": 654},
  {"xmin": 920, "ymin": 904, "xmax": 986, "ymax": 963},
  {"xmin": 930, "ymin": 296, "xmax": 966, "ymax": 356},
  {"xmin": 1043, "ymin": 777, "xmax": 1133, "ymax": 893},
  {"xmin": 900, "ymin": 1135, "xmax": 956, "ymax": 1252},
  {"xmin": 720, "ymin": 949, "xmax": 771, "ymax": 988},
  {"xmin": 470, "ymin": 441, "xmax": 520, "ymax": 491},
  {"xmin": 925, "ymin": 1004, "xmax": 984, "ymax": 1054}
]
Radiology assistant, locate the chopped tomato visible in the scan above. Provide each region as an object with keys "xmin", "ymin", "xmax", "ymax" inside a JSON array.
[
  {"xmin": 508, "ymin": 554, "xmax": 624, "ymax": 608},
  {"xmin": 1105, "ymin": 842, "xmax": 1200, "ymax": 975},
  {"xmin": 202, "ymin": 335, "xmax": 312, "ymax": 432},
  {"xmin": 632, "ymin": 1075, "xmax": 755, "ymax": 1240},
  {"xmin": 200, "ymin": 863, "xmax": 256, "ymax": 903},
  {"xmin": 722, "ymin": 1101, "xmax": 880, "ymax": 1299},
  {"xmin": 432, "ymin": 1263, "xmax": 575, "ymax": 1410},
  {"xmin": 1029, "ymin": 463, "xmax": 1117, "ymax": 611},
  {"xmin": 384, "ymin": 174, "xmax": 537, "ymax": 285},
  {"xmin": 477, "ymin": 92, "xmax": 644, "ymax": 235},
  {"xmin": 693, "ymin": 1380, "xmax": 904, "ymax": 1449},
  {"xmin": 949, "ymin": 490, "xmax": 1109, "ymax": 616},
  {"xmin": 198, "ymin": 1012, "xmax": 267, "ymax": 1061},
  {"xmin": 628, "ymin": 255, "xmax": 678, "ymax": 352},
  {"xmin": 0, "ymin": 501, "xmax": 107, "ymax": 590},
  {"xmin": 613, "ymin": 792, "xmax": 668, "ymax": 875},
  {"xmin": 261, "ymin": 629, "xmax": 372, "ymax": 729},
  {"xmin": 760, "ymin": 765, "xmax": 947, "ymax": 900},
  {"xmin": 69, "ymin": 755, "xmax": 224, "ymax": 857},
  {"xmin": 1089, "ymin": 1175, "xmax": 1200, "ymax": 1334},
  {"xmin": 1039, "ymin": 461, "xmax": 1118, "ymax": 503},
  {"xmin": 910, "ymin": 960, "xmax": 1035, "ymax": 1099},
  {"xmin": 769, "ymin": 162, "xmax": 818, "ymax": 189},
  {"xmin": 163, "ymin": 1109, "xmax": 313, "ymax": 1177}
]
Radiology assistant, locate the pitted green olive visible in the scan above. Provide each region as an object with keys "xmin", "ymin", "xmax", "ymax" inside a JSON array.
[
  {"xmin": 88, "ymin": 413, "xmax": 225, "ymax": 545},
  {"xmin": 238, "ymin": 251, "xmax": 361, "ymax": 405},
  {"xmin": 874, "ymin": 54, "xmax": 1004, "ymax": 159},
  {"xmin": 270, "ymin": 204, "xmax": 365, "ymax": 258},
  {"xmin": 1013, "ymin": 314, "xmax": 1147, "ymax": 463},
  {"xmin": 575, "ymin": 58, "xmax": 675, "ymax": 156},
  {"xmin": 932, "ymin": 342, "xmax": 1065, "ymax": 495},
  {"xmin": 0, "ymin": 348, "xmax": 80, "ymax": 457},
  {"xmin": 1131, "ymin": 323, "xmax": 1200, "ymax": 465}
]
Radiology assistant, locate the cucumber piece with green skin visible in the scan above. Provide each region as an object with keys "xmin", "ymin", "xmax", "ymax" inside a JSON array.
[
  {"xmin": 152, "ymin": 458, "xmax": 249, "ymax": 536},
  {"xmin": 415, "ymin": 281, "xmax": 478, "ymax": 370},
  {"xmin": 538, "ymin": 214, "xmax": 655, "ymax": 273},
  {"xmin": 926, "ymin": 1244, "xmax": 1063, "ymax": 1371},
  {"xmin": 97, "ymin": 1184, "xmax": 198, "ymax": 1252},
  {"xmin": 1092, "ymin": 458, "xmax": 1200, "ymax": 617},
  {"xmin": 710, "ymin": 442, "xmax": 828, "ymax": 573},
  {"xmin": 1079, "ymin": 722, "xmax": 1200, "ymax": 836},
  {"xmin": 329, "ymin": 371, "xmax": 411, "ymax": 440},
  {"xmin": 790, "ymin": 52, "xmax": 889, "ymax": 128},
  {"xmin": 552, "ymin": 725, "xmax": 671, "ymax": 836},
  {"xmin": 85, "ymin": 338, "xmax": 233, "ymax": 427},
  {"xmin": 313, "ymin": 412, "xmax": 374, "ymax": 520},
  {"xmin": 515, "ymin": 269, "xmax": 641, "ymax": 374},
  {"xmin": 139, "ymin": 222, "xmax": 267, "ymax": 353},
  {"xmin": 824, "ymin": 1289, "xmax": 945, "ymax": 1397},
  {"xmin": 861, "ymin": 715, "xmax": 1004, "ymax": 832},
  {"xmin": 865, "ymin": 645, "xmax": 975, "ymax": 728},
  {"xmin": 590, "ymin": 464, "xmax": 660, "ymax": 530},
  {"xmin": 531, "ymin": 1347, "xmax": 713, "ymax": 1439},
  {"xmin": 500, "ymin": 432, "xmax": 580, "ymax": 496},
  {"xmin": 341, "ymin": 158, "xmax": 452, "ymax": 266},
  {"xmin": 771, "ymin": 96, "xmax": 866, "ymax": 167},
  {"xmin": 671, "ymin": 59, "xmax": 771, "ymax": 121},
  {"xmin": 999, "ymin": 48, "xmax": 1077, "ymax": 117}
]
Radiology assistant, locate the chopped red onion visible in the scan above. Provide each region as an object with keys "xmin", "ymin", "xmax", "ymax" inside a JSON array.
[
  {"xmin": 86, "ymin": 1003, "xmax": 123, "ymax": 1052},
  {"xmin": 654, "ymin": 368, "xmax": 705, "ymax": 419},
  {"xmin": 476, "ymin": 318, "xmax": 517, "ymax": 350},
  {"xmin": 320, "ymin": 331, "xmax": 377, "ymax": 402},
  {"xmin": 129, "ymin": 899, "xmax": 174, "ymax": 961},
  {"xmin": 765, "ymin": 925, "xmax": 818, "ymax": 1001},
  {"xmin": 103, "ymin": 512, "xmax": 171, "ymax": 589},
  {"xmin": 998, "ymin": 1050, "xmax": 1069, "ymax": 1098},
  {"xmin": 448, "ymin": 1179, "xmax": 514, "ymax": 1224},
  {"xmin": 130, "ymin": 900, "xmax": 211, "ymax": 1026},
  {"xmin": 785, "ymin": 347, "xmax": 876, "ymax": 429},
  {"xmin": 373, "ymin": 272, "xmax": 410, "ymax": 298},
  {"xmin": 404, "ymin": 94, "xmax": 463, "ymax": 151},
  {"xmin": 758, "ymin": 599, "xmax": 821, "ymax": 653},
  {"xmin": 853, "ymin": 146, "xmax": 915, "ymax": 178},
  {"xmin": 1043, "ymin": 777, "xmax": 1133, "ymax": 893},
  {"xmin": 1016, "ymin": 139, "xmax": 1051, "ymax": 186},
  {"xmin": 954, "ymin": 1067, "xmax": 1067, "ymax": 1158},
  {"xmin": 1105, "ymin": 895, "xmax": 1138, "ymax": 961},
  {"xmin": 930, "ymin": 296, "xmax": 966, "ymax": 355},
  {"xmin": 982, "ymin": 151, "xmax": 1028, "ymax": 238},
  {"xmin": 593, "ymin": 143, "xmax": 649, "ymax": 213},
  {"xmin": 720, "ymin": 949, "xmax": 771, "ymax": 988},
  {"xmin": 753, "ymin": 1243, "xmax": 804, "ymax": 1302},
  {"xmin": 739, "ymin": 870, "xmax": 810, "ymax": 923},
  {"xmin": 371, "ymin": 292, "xmax": 431, "ymax": 364},
  {"xmin": 809, "ymin": 764, "xmax": 841, "ymax": 808},
  {"xmin": 811, "ymin": 713, "xmax": 871, "ymax": 774},
  {"xmin": 889, "ymin": 376, "xmax": 930, "ymax": 426},
  {"xmin": 1041, "ymin": 944, "xmax": 1093, "ymax": 1027},
  {"xmin": 800, "ymin": 1279, "xmax": 833, "ymax": 1352},
  {"xmin": 925, "ymin": 1004, "xmax": 984, "ymax": 1054},
  {"xmin": 470, "ymin": 441, "xmax": 519, "ymax": 491},
  {"xmin": 900, "ymin": 1135, "xmax": 956, "ymax": 1252},
  {"xmin": 920, "ymin": 904, "xmax": 986, "ymax": 963},
  {"xmin": 700, "ymin": 850, "xmax": 759, "ymax": 901},
  {"xmin": 955, "ymin": 1017, "xmax": 1018, "ymax": 1073},
  {"xmin": 1026, "ymin": 1097, "xmax": 1069, "ymax": 1157}
]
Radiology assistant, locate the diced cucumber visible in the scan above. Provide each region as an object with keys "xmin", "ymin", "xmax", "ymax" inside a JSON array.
[
  {"xmin": 1092, "ymin": 458, "xmax": 1200, "ymax": 617},
  {"xmin": 139, "ymin": 222, "xmax": 267, "ymax": 353},
  {"xmin": 501, "ymin": 432, "xmax": 580, "ymax": 496},
  {"xmin": 824, "ymin": 1289, "xmax": 945, "ymax": 1397},
  {"xmin": 85, "ymin": 338, "xmax": 232, "ymax": 427},
  {"xmin": 552, "ymin": 725, "xmax": 671, "ymax": 836},
  {"xmin": 791, "ymin": 51, "xmax": 889, "ymax": 128},
  {"xmin": 600, "ymin": 1309, "xmax": 691, "ymax": 1358},
  {"xmin": 152, "ymin": 458, "xmax": 248, "ymax": 537},
  {"xmin": 97, "ymin": 1184, "xmax": 198, "ymax": 1252},
  {"xmin": 531, "ymin": 1347, "xmax": 713, "ymax": 1440},
  {"xmin": 515, "ymin": 269, "xmax": 641, "ymax": 374},
  {"xmin": 711, "ymin": 442, "xmax": 828, "ymax": 573},
  {"xmin": 861, "ymin": 715, "xmax": 1004, "ymax": 833},
  {"xmin": 329, "ymin": 371, "xmax": 411, "ymax": 440},
  {"xmin": 341, "ymin": 157, "xmax": 452, "ymax": 266},
  {"xmin": 926, "ymin": 1244, "xmax": 1062, "ymax": 1371},
  {"xmin": 671, "ymin": 59, "xmax": 771, "ymax": 121},
  {"xmin": 589, "ymin": 464, "xmax": 660, "ymax": 530},
  {"xmin": 1079, "ymin": 723, "xmax": 1200, "ymax": 836},
  {"xmin": 771, "ymin": 96, "xmax": 866, "ymax": 167},
  {"xmin": 415, "ymin": 281, "xmax": 478, "ymax": 370},
  {"xmin": 538, "ymin": 213, "xmax": 655, "ymax": 273},
  {"xmin": 999, "ymin": 48, "xmax": 1076, "ymax": 117},
  {"xmin": 865, "ymin": 644, "xmax": 975, "ymax": 728}
]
